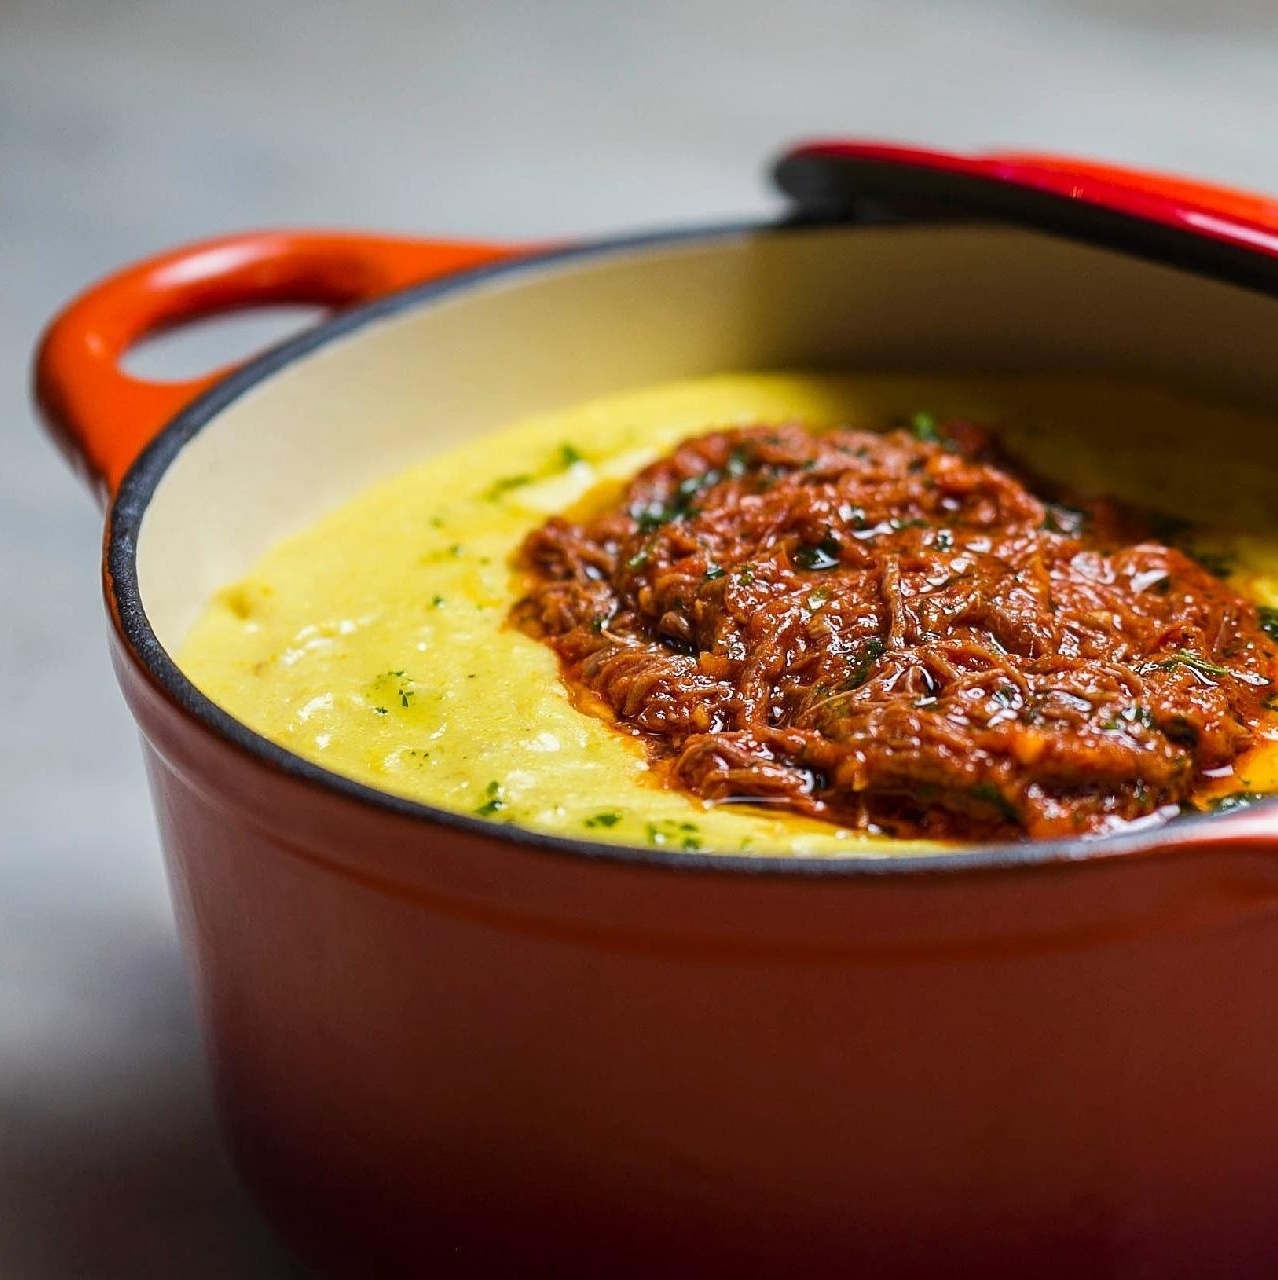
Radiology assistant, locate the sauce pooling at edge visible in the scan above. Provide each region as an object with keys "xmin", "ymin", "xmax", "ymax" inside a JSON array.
[{"xmin": 514, "ymin": 419, "xmax": 1278, "ymax": 839}]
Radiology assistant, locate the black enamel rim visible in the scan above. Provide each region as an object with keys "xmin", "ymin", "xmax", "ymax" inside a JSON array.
[{"xmin": 107, "ymin": 217, "xmax": 1278, "ymax": 878}]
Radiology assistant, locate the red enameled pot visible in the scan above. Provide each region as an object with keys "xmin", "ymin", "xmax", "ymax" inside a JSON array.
[{"xmin": 34, "ymin": 143, "xmax": 1278, "ymax": 1278}]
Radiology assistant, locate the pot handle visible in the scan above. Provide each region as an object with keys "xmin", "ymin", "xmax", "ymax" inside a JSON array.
[
  {"xmin": 33, "ymin": 231, "xmax": 522, "ymax": 506},
  {"xmin": 776, "ymin": 140, "xmax": 1278, "ymax": 259}
]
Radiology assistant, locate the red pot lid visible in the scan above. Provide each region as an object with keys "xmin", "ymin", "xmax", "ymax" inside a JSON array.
[{"xmin": 774, "ymin": 140, "xmax": 1278, "ymax": 272}]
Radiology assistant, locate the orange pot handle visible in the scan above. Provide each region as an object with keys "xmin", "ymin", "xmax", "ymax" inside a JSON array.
[{"xmin": 34, "ymin": 231, "xmax": 522, "ymax": 506}]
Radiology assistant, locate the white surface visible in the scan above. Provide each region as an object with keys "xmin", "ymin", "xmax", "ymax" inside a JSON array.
[{"xmin": 6, "ymin": 1, "xmax": 1278, "ymax": 1273}]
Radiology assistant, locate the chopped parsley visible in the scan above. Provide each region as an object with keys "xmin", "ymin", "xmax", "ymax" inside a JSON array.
[
  {"xmin": 909, "ymin": 411, "xmax": 940, "ymax": 443},
  {"xmin": 484, "ymin": 473, "xmax": 533, "ymax": 500},
  {"xmin": 1153, "ymin": 650, "xmax": 1261, "ymax": 683},
  {"xmin": 840, "ymin": 636, "xmax": 886, "ymax": 691},
  {"xmin": 1161, "ymin": 714, "xmax": 1199, "ymax": 747},
  {"xmin": 368, "ymin": 670, "xmax": 418, "ymax": 712},
  {"xmin": 1100, "ymin": 705, "xmax": 1154, "ymax": 732},
  {"xmin": 645, "ymin": 820, "xmax": 702, "ymax": 851},
  {"xmin": 793, "ymin": 537, "xmax": 842, "ymax": 571},
  {"xmin": 970, "ymin": 782, "xmax": 1018, "ymax": 822},
  {"xmin": 626, "ymin": 543, "xmax": 652, "ymax": 571},
  {"xmin": 585, "ymin": 811, "xmax": 622, "ymax": 829},
  {"xmin": 474, "ymin": 780, "xmax": 506, "ymax": 817},
  {"xmin": 629, "ymin": 458, "xmax": 751, "ymax": 534}
]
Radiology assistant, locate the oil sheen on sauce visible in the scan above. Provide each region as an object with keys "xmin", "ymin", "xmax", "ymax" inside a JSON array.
[{"xmin": 177, "ymin": 373, "xmax": 1278, "ymax": 856}]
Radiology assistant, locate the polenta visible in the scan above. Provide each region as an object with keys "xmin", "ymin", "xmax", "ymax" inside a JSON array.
[{"xmin": 178, "ymin": 373, "xmax": 1278, "ymax": 854}]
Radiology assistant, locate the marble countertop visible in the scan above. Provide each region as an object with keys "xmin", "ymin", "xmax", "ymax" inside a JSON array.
[{"xmin": 6, "ymin": 0, "xmax": 1278, "ymax": 1272}]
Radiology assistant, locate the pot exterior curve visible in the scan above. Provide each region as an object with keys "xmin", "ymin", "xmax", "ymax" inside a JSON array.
[{"xmin": 118, "ymin": 628, "xmax": 1278, "ymax": 1279}]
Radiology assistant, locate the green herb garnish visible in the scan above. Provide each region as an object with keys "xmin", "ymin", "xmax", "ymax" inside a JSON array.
[
  {"xmin": 793, "ymin": 537, "xmax": 842, "ymax": 571},
  {"xmin": 484, "ymin": 473, "xmax": 533, "ymax": 499},
  {"xmin": 1156, "ymin": 651, "xmax": 1229, "ymax": 677},
  {"xmin": 368, "ymin": 670, "xmax": 418, "ymax": 712},
  {"xmin": 645, "ymin": 820, "xmax": 702, "ymax": 851},
  {"xmin": 840, "ymin": 636, "xmax": 886, "ymax": 691},
  {"xmin": 629, "ymin": 456, "xmax": 754, "ymax": 534},
  {"xmin": 626, "ymin": 543, "xmax": 652, "ymax": 571},
  {"xmin": 1100, "ymin": 705, "xmax": 1153, "ymax": 732},
  {"xmin": 632, "ymin": 479, "xmax": 704, "ymax": 531},
  {"xmin": 1161, "ymin": 714, "xmax": 1199, "ymax": 747},
  {"xmin": 909, "ymin": 411, "xmax": 940, "ymax": 443},
  {"xmin": 585, "ymin": 811, "xmax": 622, "ymax": 829},
  {"xmin": 1153, "ymin": 650, "xmax": 1265, "ymax": 683},
  {"xmin": 970, "ymin": 782, "xmax": 1018, "ymax": 823},
  {"xmin": 475, "ymin": 780, "xmax": 506, "ymax": 817}
]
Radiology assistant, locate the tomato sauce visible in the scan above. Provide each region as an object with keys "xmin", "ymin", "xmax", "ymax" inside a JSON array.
[{"xmin": 514, "ymin": 419, "xmax": 1277, "ymax": 839}]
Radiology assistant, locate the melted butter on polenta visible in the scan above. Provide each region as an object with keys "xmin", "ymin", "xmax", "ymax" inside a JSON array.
[{"xmin": 178, "ymin": 373, "xmax": 1278, "ymax": 855}]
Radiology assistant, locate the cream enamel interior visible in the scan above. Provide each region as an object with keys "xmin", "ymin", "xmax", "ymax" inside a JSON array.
[
  {"xmin": 135, "ymin": 222, "xmax": 1278, "ymax": 849},
  {"xmin": 138, "ymin": 224, "xmax": 1278, "ymax": 645}
]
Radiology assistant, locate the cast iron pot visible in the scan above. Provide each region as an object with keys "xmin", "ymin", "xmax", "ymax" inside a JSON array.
[{"xmin": 34, "ymin": 142, "xmax": 1278, "ymax": 1279}]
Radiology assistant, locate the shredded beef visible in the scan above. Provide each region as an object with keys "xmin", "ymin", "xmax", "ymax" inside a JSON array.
[{"xmin": 511, "ymin": 420, "xmax": 1277, "ymax": 840}]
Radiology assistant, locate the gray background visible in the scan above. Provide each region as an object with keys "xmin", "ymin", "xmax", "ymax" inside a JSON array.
[{"xmin": 4, "ymin": 1, "xmax": 1278, "ymax": 1273}]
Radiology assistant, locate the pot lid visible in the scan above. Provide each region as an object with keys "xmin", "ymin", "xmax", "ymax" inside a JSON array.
[{"xmin": 774, "ymin": 140, "xmax": 1278, "ymax": 284}]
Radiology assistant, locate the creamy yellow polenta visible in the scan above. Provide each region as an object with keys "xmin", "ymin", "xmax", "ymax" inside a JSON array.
[{"xmin": 178, "ymin": 373, "xmax": 1278, "ymax": 855}]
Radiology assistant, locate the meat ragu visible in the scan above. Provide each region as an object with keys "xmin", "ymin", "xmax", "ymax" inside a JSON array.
[{"xmin": 512, "ymin": 419, "xmax": 1278, "ymax": 840}]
